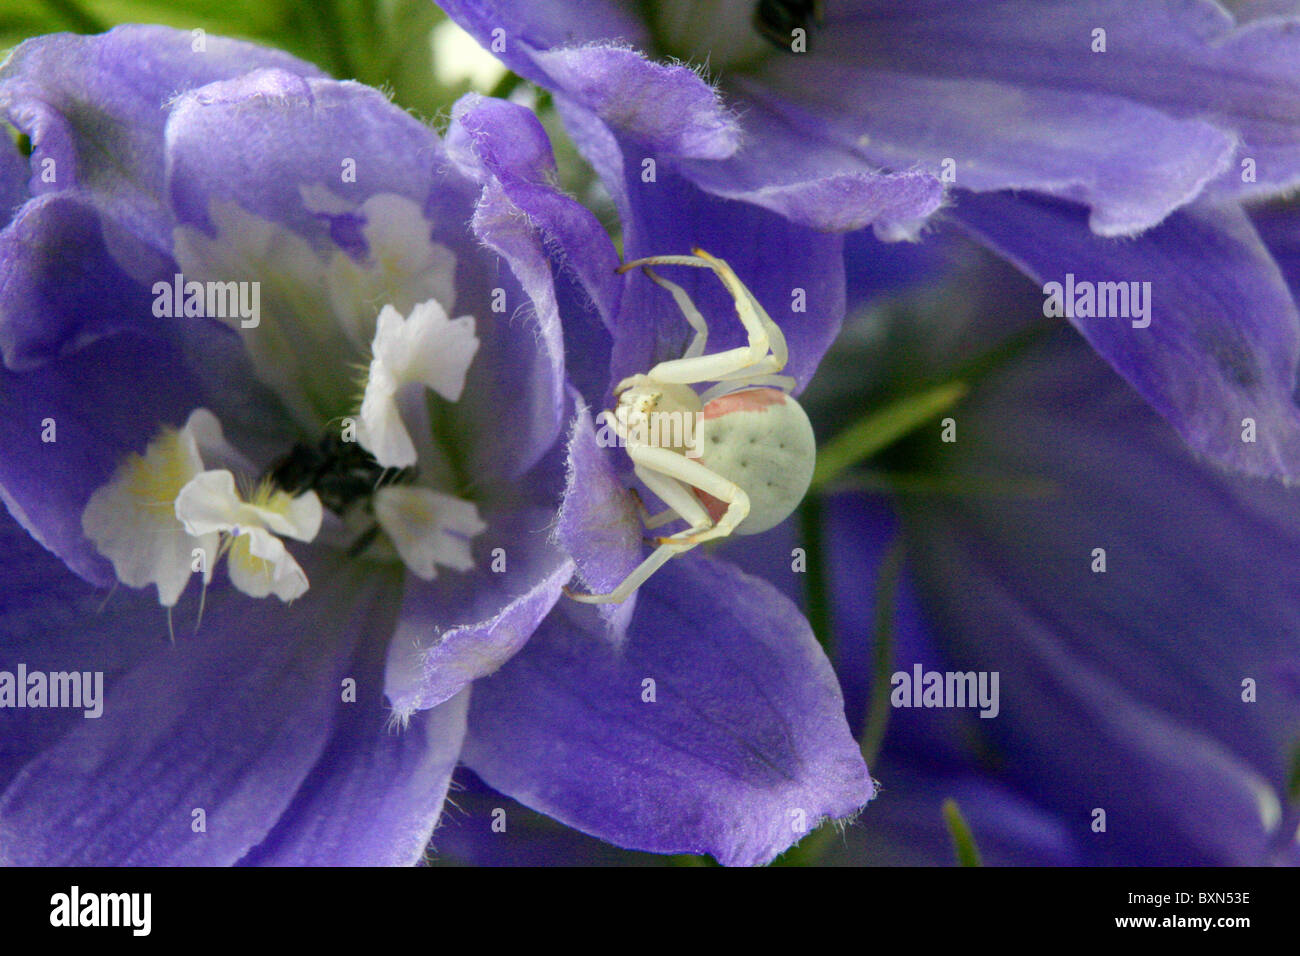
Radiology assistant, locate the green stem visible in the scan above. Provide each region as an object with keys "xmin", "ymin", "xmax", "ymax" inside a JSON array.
[
  {"xmin": 810, "ymin": 381, "xmax": 968, "ymax": 492},
  {"xmin": 798, "ymin": 495, "xmax": 833, "ymax": 655},
  {"xmin": 303, "ymin": 0, "xmax": 361, "ymax": 80},
  {"xmin": 859, "ymin": 536, "xmax": 904, "ymax": 767},
  {"xmin": 942, "ymin": 798, "xmax": 984, "ymax": 867}
]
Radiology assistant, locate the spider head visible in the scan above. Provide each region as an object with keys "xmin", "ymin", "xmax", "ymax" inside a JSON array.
[{"xmin": 614, "ymin": 379, "xmax": 703, "ymax": 454}]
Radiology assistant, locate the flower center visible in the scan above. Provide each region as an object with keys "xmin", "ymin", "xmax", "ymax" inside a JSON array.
[{"xmin": 83, "ymin": 193, "xmax": 490, "ymax": 615}]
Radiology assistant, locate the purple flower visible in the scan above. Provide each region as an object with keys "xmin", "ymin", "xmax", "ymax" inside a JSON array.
[
  {"xmin": 0, "ymin": 26, "xmax": 870, "ymax": 866},
  {"xmin": 441, "ymin": 0, "xmax": 1300, "ymax": 480}
]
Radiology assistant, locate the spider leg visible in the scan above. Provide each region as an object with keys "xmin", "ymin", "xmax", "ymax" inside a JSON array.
[
  {"xmin": 647, "ymin": 344, "xmax": 768, "ymax": 387},
  {"xmin": 633, "ymin": 463, "xmax": 712, "ymax": 533},
  {"xmin": 690, "ymin": 248, "xmax": 788, "ymax": 371},
  {"xmin": 564, "ymin": 447, "xmax": 737, "ymax": 603},
  {"xmin": 565, "ymin": 541, "xmax": 684, "ymax": 604},
  {"xmin": 630, "ymin": 445, "xmax": 749, "ymax": 548},
  {"xmin": 627, "ymin": 486, "xmax": 680, "ymax": 531},
  {"xmin": 739, "ymin": 284, "xmax": 788, "ymax": 370},
  {"xmin": 641, "ymin": 266, "xmax": 709, "ymax": 359},
  {"xmin": 619, "ymin": 249, "xmax": 788, "ymax": 386},
  {"xmin": 627, "ymin": 488, "xmax": 680, "ymax": 530}
]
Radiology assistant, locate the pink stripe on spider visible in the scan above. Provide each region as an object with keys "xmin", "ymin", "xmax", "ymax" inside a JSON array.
[{"xmin": 701, "ymin": 387, "xmax": 788, "ymax": 419}]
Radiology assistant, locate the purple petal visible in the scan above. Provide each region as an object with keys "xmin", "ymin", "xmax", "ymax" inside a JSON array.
[
  {"xmin": 0, "ymin": 25, "xmax": 325, "ymax": 254},
  {"xmin": 754, "ymin": 0, "xmax": 1300, "ymax": 231},
  {"xmin": 445, "ymin": 4, "xmax": 944, "ymax": 232},
  {"xmin": 754, "ymin": 0, "xmax": 1241, "ymax": 236},
  {"xmin": 0, "ymin": 132, "xmax": 27, "ymax": 228},
  {"xmin": 819, "ymin": 495, "xmax": 991, "ymax": 769},
  {"xmin": 0, "ymin": 556, "xmax": 399, "ymax": 865},
  {"xmin": 1252, "ymin": 200, "xmax": 1300, "ymax": 292},
  {"xmin": 953, "ymin": 193, "xmax": 1300, "ymax": 481},
  {"xmin": 675, "ymin": 92, "xmax": 945, "ymax": 234},
  {"xmin": 449, "ymin": 95, "xmax": 621, "ymax": 322},
  {"xmin": 462, "ymin": 554, "xmax": 872, "ymax": 866},
  {"xmin": 241, "ymin": 645, "xmax": 468, "ymax": 867},
  {"xmin": 442, "ymin": 3, "xmax": 727, "ymax": 161},
  {"xmin": 547, "ymin": 45, "xmax": 941, "ymax": 234},
  {"xmin": 532, "ymin": 45, "xmax": 739, "ymax": 160},
  {"xmin": 384, "ymin": 506, "xmax": 573, "ymax": 717},
  {"xmin": 431, "ymin": 769, "xmax": 668, "ymax": 866},
  {"xmin": 447, "ymin": 93, "xmax": 618, "ymax": 415},
  {"xmin": 0, "ymin": 194, "xmax": 164, "ymax": 368},
  {"xmin": 821, "ymin": 760, "xmax": 1081, "ymax": 866},
  {"xmin": 0, "ymin": 329, "xmax": 203, "ymax": 585},
  {"xmin": 0, "ymin": 513, "xmax": 162, "ymax": 793},
  {"xmin": 902, "ymin": 328, "xmax": 1300, "ymax": 863},
  {"xmin": 164, "ymin": 69, "xmax": 443, "ymax": 250},
  {"xmin": 437, "ymin": 0, "xmax": 651, "ymax": 82},
  {"xmin": 553, "ymin": 402, "xmax": 640, "ymax": 603},
  {"xmin": 166, "ymin": 70, "xmax": 570, "ymax": 480}
]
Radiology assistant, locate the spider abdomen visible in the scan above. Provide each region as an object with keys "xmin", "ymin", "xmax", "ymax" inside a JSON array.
[{"xmin": 695, "ymin": 387, "xmax": 816, "ymax": 535}]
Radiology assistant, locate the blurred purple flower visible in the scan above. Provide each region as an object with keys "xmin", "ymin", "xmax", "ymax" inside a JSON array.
[
  {"xmin": 0, "ymin": 26, "xmax": 870, "ymax": 866},
  {"xmin": 760, "ymin": 228, "xmax": 1300, "ymax": 866},
  {"xmin": 441, "ymin": 0, "xmax": 1300, "ymax": 480}
]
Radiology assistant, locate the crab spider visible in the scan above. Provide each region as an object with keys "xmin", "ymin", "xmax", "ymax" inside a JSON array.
[{"xmin": 567, "ymin": 247, "xmax": 816, "ymax": 604}]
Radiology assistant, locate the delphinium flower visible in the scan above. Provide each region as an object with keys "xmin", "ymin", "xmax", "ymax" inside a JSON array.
[
  {"xmin": 440, "ymin": 0, "xmax": 1300, "ymax": 480},
  {"xmin": 0, "ymin": 25, "xmax": 872, "ymax": 866},
  {"xmin": 0, "ymin": 24, "xmax": 574, "ymax": 864}
]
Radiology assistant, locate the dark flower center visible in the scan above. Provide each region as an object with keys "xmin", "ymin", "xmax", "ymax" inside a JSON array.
[{"xmin": 266, "ymin": 432, "xmax": 416, "ymax": 516}]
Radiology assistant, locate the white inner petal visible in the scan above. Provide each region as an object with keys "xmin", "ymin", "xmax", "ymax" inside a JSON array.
[
  {"xmin": 81, "ymin": 410, "xmax": 222, "ymax": 607},
  {"xmin": 358, "ymin": 299, "xmax": 479, "ymax": 469},
  {"xmin": 174, "ymin": 468, "xmax": 322, "ymax": 603},
  {"xmin": 173, "ymin": 193, "xmax": 461, "ymax": 432},
  {"xmin": 226, "ymin": 527, "xmax": 310, "ymax": 602},
  {"xmin": 373, "ymin": 485, "xmax": 487, "ymax": 580}
]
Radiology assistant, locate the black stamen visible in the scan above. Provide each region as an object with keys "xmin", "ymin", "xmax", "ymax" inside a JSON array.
[{"xmin": 265, "ymin": 431, "xmax": 416, "ymax": 515}]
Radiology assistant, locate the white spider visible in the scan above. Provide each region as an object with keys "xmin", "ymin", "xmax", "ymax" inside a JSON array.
[{"xmin": 567, "ymin": 247, "xmax": 816, "ymax": 604}]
